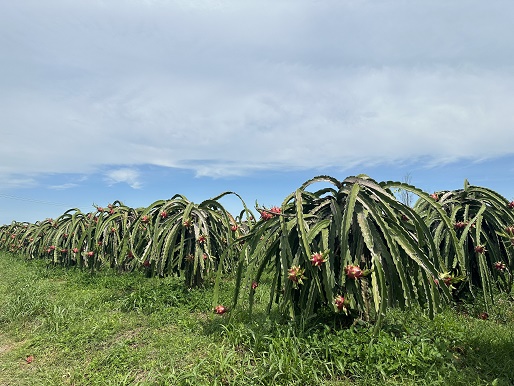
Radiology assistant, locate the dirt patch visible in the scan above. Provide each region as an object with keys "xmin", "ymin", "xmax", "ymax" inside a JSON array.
[
  {"xmin": 0, "ymin": 333, "xmax": 27, "ymax": 358},
  {"xmin": 0, "ymin": 343, "xmax": 13, "ymax": 355},
  {"xmin": 97, "ymin": 327, "xmax": 144, "ymax": 350},
  {"xmin": 0, "ymin": 335, "xmax": 16, "ymax": 356}
]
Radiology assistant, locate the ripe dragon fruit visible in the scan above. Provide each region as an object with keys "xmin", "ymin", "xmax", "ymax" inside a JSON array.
[
  {"xmin": 345, "ymin": 265, "xmax": 363, "ymax": 279},
  {"xmin": 270, "ymin": 206, "xmax": 281, "ymax": 215},
  {"xmin": 334, "ymin": 295, "xmax": 346, "ymax": 312},
  {"xmin": 310, "ymin": 252, "xmax": 327, "ymax": 267},
  {"xmin": 474, "ymin": 245, "xmax": 486, "ymax": 254},
  {"xmin": 455, "ymin": 221, "xmax": 474, "ymax": 229},
  {"xmin": 214, "ymin": 305, "xmax": 227, "ymax": 314},
  {"xmin": 494, "ymin": 261, "xmax": 506, "ymax": 272},
  {"xmin": 260, "ymin": 211, "xmax": 273, "ymax": 221},
  {"xmin": 260, "ymin": 206, "xmax": 281, "ymax": 220},
  {"xmin": 288, "ymin": 265, "xmax": 306, "ymax": 285}
]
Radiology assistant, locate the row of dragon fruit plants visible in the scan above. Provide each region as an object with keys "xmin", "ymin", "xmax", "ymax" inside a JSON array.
[{"xmin": 1, "ymin": 175, "xmax": 513, "ymax": 330}]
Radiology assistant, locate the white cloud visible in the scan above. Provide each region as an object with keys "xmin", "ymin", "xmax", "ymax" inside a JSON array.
[
  {"xmin": 48, "ymin": 183, "xmax": 78, "ymax": 190},
  {"xmin": 1, "ymin": 1, "xmax": 514, "ymax": 181},
  {"xmin": 104, "ymin": 168, "xmax": 142, "ymax": 189},
  {"xmin": 0, "ymin": 176, "xmax": 38, "ymax": 191}
]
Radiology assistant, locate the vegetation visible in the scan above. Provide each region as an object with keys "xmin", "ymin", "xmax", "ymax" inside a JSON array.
[
  {"xmin": 232, "ymin": 175, "xmax": 452, "ymax": 333},
  {"xmin": 411, "ymin": 180, "xmax": 514, "ymax": 309},
  {"xmin": 1, "ymin": 174, "xmax": 514, "ymax": 384},
  {"xmin": 0, "ymin": 252, "xmax": 513, "ymax": 385}
]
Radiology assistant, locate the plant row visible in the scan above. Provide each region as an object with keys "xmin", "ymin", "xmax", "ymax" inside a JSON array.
[{"xmin": 1, "ymin": 175, "xmax": 513, "ymax": 330}]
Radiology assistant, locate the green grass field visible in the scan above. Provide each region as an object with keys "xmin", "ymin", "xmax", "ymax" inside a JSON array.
[{"xmin": 1, "ymin": 252, "xmax": 513, "ymax": 386}]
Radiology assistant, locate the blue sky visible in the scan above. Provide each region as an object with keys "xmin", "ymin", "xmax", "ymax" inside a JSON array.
[{"xmin": 1, "ymin": 1, "xmax": 514, "ymax": 225}]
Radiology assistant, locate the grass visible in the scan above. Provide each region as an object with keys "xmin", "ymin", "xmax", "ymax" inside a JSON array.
[{"xmin": 0, "ymin": 252, "xmax": 513, "ymax": 385}]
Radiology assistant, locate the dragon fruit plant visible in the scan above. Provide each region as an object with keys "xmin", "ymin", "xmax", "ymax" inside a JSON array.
[
  {"xmin": 231, "ymin": 175, "xmax": 450, "ymax": 332},
  {"xmin": 126, "ymin": 193, "xmax": 241, "ymax": 287},
  {"xmin": 411, "ymin": 179, "xmax": 514, "ymax": 311}
]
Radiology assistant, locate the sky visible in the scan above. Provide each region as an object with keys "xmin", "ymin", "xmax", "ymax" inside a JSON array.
[{"xmin": 1, "ymin": 0, "xmax": 514, "ymax": 225}]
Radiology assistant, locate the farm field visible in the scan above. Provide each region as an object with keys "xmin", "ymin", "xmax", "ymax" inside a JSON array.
[
  {"xmin": 0, "ymin": 251, "xmax": 513, "ymax": 386},
  {"xmin": 2, "ymin": 176, "xmax": 514, "ymax": 385}
]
